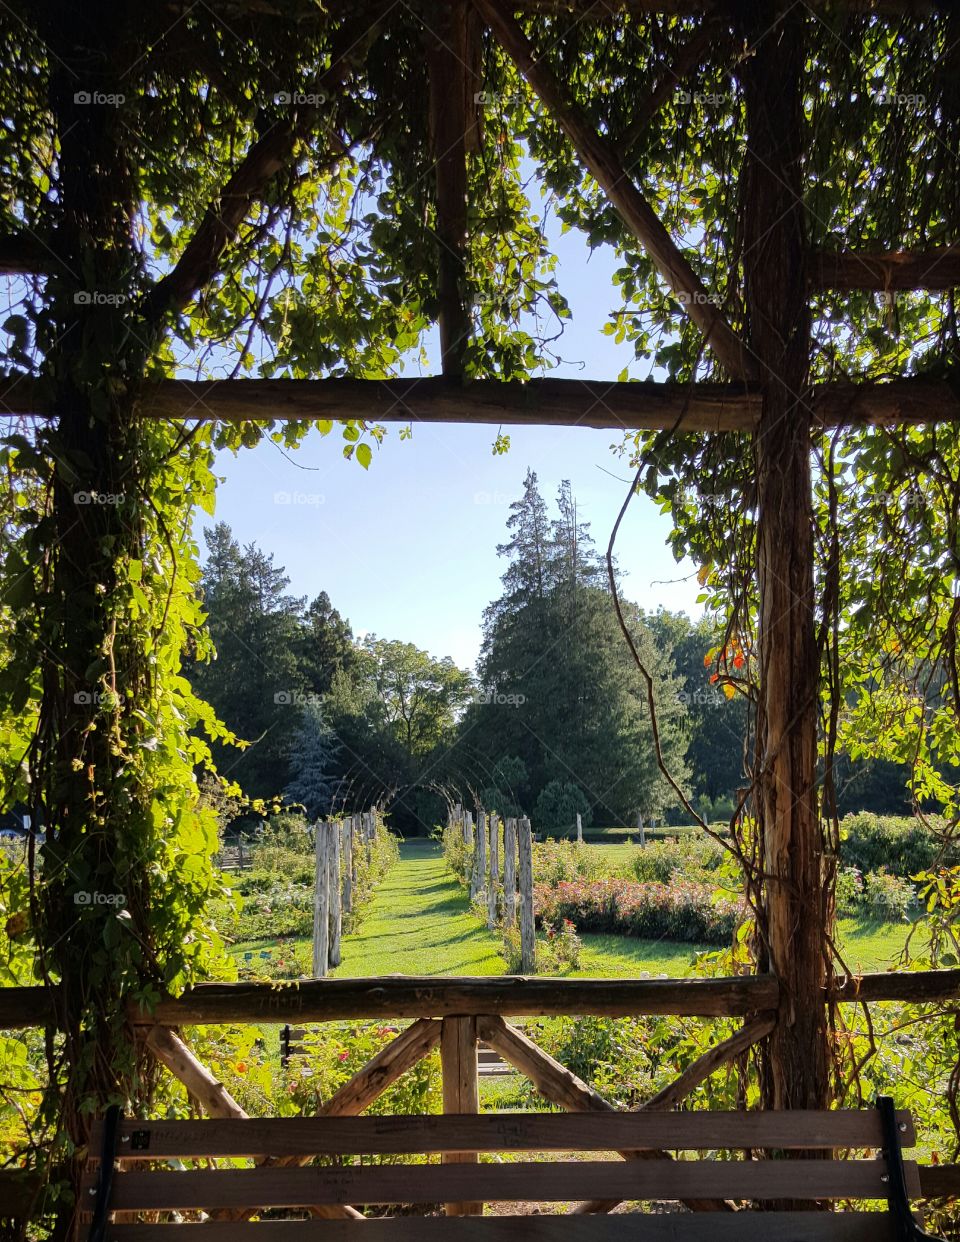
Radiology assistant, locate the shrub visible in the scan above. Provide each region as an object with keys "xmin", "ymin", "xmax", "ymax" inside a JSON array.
[
  {"xmin": 501, "ymin": 918, "xmax": 582, "ymax": 973},
  {"xmin": 535, "ymin": 877, "xmax": 740, "ymax": 946},
  {"xmin": 839, "ymin": 812, "xmax": 955, "ymax": 879},
  {"xmin": 836, "ymin": 866, "xmax": 865, "ymax": 917},
  {"xmin": 534, "ymin": 839, "xmax": 611, "ymax": 885},
  {"xmin": 631, "ymin": 838, "xmax": 724, "ymax": 885},
  {"xmin": 861, "ymin": 869, "xmax": 915, "ymax": 922},
  {"xmin": 535, "ymin": 780, "xmax": 591, "ymax": 835}
]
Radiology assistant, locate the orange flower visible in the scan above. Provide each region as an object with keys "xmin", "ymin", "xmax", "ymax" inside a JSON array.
[{"xmin": 733, "ymin": 652, "xmax": 745, "ymax": 669}]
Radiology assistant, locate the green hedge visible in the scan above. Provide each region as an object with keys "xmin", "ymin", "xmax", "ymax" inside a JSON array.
[{"xmin": 839, "ymin": 812, "xmax": 957, "ymax": 878}]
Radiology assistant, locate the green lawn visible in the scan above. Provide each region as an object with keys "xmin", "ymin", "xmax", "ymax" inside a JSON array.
[
  {"xmin": 229, "ymin": 839, "xmax": 917, "ymax": 978},
  {"xmin": 329, "ymin": 839, "xmax": 505, "ymax": 977}
]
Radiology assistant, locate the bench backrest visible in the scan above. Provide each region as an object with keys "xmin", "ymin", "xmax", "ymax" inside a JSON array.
[{"xmin": 82, "ymin": 1108, "xmax": 921, "ymax": 1225}]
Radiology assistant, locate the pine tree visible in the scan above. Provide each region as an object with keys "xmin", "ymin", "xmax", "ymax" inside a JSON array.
[{"xmin": 284, "ymin": 700, "xmax": 339, "ymax": 819}]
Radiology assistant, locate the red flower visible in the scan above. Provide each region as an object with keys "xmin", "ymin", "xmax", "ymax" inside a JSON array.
[{"xmin": 338, "ymin": 1051, "xmax": 349, "ymax": 1062}]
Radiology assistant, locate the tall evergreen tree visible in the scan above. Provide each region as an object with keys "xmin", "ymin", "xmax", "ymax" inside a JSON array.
[
  {"xmin": 190, "ymin": 523, "xmax": 310, "ymax": 802},
  {"xmin": 471, "ymin": 474, "xmax": 687, "ymax": 823},
  {"xmin": 284, "ymin": 700, "xmax": 339, "ymax": 819}
]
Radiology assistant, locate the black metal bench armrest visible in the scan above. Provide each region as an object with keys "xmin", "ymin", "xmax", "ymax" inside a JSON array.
[
  {"xmin": 87, "ymin": 1104, "xmax": 123, "ymax": 1242},
  {"xmin": 879, "ymin": 1096, "xmax": 946, "ymax": 1242}
]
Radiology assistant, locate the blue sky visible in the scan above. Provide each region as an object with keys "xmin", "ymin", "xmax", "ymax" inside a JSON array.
[{"xmin": 206, "ymin": 216, "xmax": 702, "ymax": 671}]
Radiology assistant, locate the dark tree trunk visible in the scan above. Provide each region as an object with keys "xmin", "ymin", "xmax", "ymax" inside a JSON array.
[{"xmin": 739, "ymin": 5, "xmax": 831, "ymax": 1110}]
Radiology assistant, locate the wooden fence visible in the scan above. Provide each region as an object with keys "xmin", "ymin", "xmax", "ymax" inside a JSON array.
[
  {"xmin": 449, "ymin": 805, "xmax": 535, "ymax": 972},
  {"xmin": 312, "ymin": 809, "xmax": 383, "ymax": 977},
  {"xmin": 4, "ymin": 975, "xmax": 959, "ymax": 1223}
]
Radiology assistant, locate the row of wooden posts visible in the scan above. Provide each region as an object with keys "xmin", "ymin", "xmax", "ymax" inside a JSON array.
[
  {"xmin": 312, "ymin": 810, "xmax": 379, "ymax": 978},
  {"xmin": 450, "ymin": 804, "xmax": 536, "ymax": 973}
]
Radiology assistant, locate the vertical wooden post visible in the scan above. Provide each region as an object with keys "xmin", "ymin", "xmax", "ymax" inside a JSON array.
[
  {"xmin": 427, "ymin": 1, "xmax": 471, "ymax": 378},
  {"xmin": 364, "ymin": 810, "xmax": 373, "ymax": 863},
  {"xmin": 518, "ymin": 816, "xmax": 535, "ymax": 974},
  {"xmin": 464, "ymin": 811, "xmax": 474, "ymax": 887},
  {"xmin": 576, "ymin": 812, "xmax": 582, "ymax": 844},
  {"xmin": 328, "ymin": 820, "xmax": 342, "ymax": 968},
  {"xmin": 503, "ymin": 817, "xmax": 517, "ymax": 927},
  {"xmin": 440, "ymin": 1015, "xmax": 481, "ymax": 1216},
  {"xmin": 739, "ymin": 3, "xmax": 827, "ymax": 1112},
  {"xmin": 637, "ymin": 809, "xmax": 646, "ymax": 847},
  {"xmin": 471, "ymin": 810, "xmax": 486, "ymax": 902},
  {"xmin": 343, "ymin": 816, "xmax": 353, "ymax": 914},
  {"xmin": 312, "ymin": 821, "xmax": 329, "ymax": 978},
  {"xmin": 487, "ymin": 813, "xmax": 499, "ymax": 930}
]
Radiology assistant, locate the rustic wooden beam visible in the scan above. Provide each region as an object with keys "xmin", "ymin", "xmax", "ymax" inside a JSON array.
[
  {"xmin": 477, "ymin": 1015, "xmax": 730, "ymax": 1213},
  {"xmin": 7, "ymin": 969, "xmax": 960, "ymax": 1030},
  {"xmin": 573, "ymin": 1011, "xmax": 776, "ymax": 1213},
  {"xmin": 144, "ymin": 1025, "xmax": 363, "ymax": 1221},
  {"xmin": 428, "ymin": 2, "xmax": 474, "ymax": 378},
  {"xmin": 0, "ymin": 232, "xmax": 50, "ymax": 276},
  {"xmin": 5, "ymin": 375, "xmax": 960, "ymax": 431},
  {"xmin": 126, "ymin": 975, "xmax": 780, "ymax": 1025},
  {"xmin": 473, "ymin": 0, "xmax": 757, "ymax": 381},
  {"xmin": 440, "ymin": 1016, "xmax": 482, "ymax": 1216},
  {"xmin": 810, "ymin": 246, "xmax": 960, "ymax": 292},
  {"xmin": 144, "ymin": 1024, "xmax": 247, "ymax": 1119}
]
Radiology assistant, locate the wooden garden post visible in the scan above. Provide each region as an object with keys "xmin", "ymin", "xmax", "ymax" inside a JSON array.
[
  {"xmin": 342, "ymin": 817, "xmax": 353, "ymax": 914},
  {"xmin": 503, "ymin": 817, "xmax": 517, "ymax": 927},
  {"xmin": 440, "ymin": 1015, "xmax": 481, "ymax": 1216},
  {"xmin": 471, "ymin": 810, "xmax": 487, "ymax": 902},
  {"xmin": 328, "ymin": 820, "xmax": 342, "ymax": 968},
  {"xmin": 487, "ymin": 813, "xmax": 499, "ymax": 930},
  {"xmin": 576, "ymin": 812, "xmax": 582, "ymax": 843},
  {"xmin": 636, "ymin": 810, "xmax": 645, "ymax": 847},
  {"xmin": 518, "ymin": 816, "xmax": 535, "ymax": 973},
  {"xmin": 312, "ymin": 821, "xmax": 330, "ymax": 978},
  {"xmin": 739, "ymin": 2, "xmax": 829, "ymax": 1110}
]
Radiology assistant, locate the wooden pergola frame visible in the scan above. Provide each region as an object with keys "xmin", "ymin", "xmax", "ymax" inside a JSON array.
[{"xmin": 5, "ymin": 7, "xmax": 960, "ymax": 1211}]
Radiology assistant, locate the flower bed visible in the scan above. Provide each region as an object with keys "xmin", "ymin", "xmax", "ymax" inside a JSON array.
[{"xmin": 534, "ymin": 877, "xmax": 741, "ymax": 945}]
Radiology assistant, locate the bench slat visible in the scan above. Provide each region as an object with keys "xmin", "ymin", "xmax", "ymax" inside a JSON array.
[
  {"xmin": 89, "ymin": 1158, "xmax": 919, "ymax": 1210},
  {"xmin": 89, "ymin": 1110, "xmax": 914, "ymax": 1159},
  {"xmin": 99, "ymin": 1213, "xmax": 898, "ymax": 1241}
]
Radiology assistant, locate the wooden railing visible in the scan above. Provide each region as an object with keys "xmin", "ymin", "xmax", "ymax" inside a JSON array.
[
  {"xmin": 4, "ymin": 967, "xmax": 960, "ymax": 1030},
  {"xmin": 3, "ymin": 971, "xmax": 960, "ymax": 1221}
]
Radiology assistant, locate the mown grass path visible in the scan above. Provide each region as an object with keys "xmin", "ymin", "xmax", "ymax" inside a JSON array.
[{"xmin": 330, "ymin": 839, "xmax": 505, "ymax": 977}]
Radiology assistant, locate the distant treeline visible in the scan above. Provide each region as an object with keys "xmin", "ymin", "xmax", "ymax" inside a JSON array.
[{"xmin": 190, "ymin": 471, "xmax": 911, "ymax": 835}]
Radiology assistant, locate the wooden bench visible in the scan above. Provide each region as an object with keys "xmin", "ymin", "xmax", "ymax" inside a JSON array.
[{"xmin": 84, "ymin": 1099, "xmax": 943, "ymax": 1241}]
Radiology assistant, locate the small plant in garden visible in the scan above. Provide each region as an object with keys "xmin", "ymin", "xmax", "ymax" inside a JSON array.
[
  {"xmin": 544, "ymin": 918, "xmax": 582, "ymax": 968},
  {"xmin": 836, "ymin": 865, "xmax": 865, "ymax": 916},
  {"xmin": 861, "ymin": 869, "xmax": 915, "ymax": 922}
]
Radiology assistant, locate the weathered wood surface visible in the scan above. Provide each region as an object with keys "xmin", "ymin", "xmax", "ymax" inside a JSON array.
[
  {"xmin": 329, "ymin": 822, "xmax": 342, "ymax": 969},
  {"xmin": 479, "ymin": 1015, "xmax": 730, "ymax": 1214},
  {"xmin": 6, "ymin": 376, "xmax": 960, "ymax": 431},
  {"xmin": 427, "ymin": 1, "xmax": 472, "ymax": 376},
  {"xmin": 89, "ymin": 1108, "xmax": 915, "ymax": 1159},
  {"xmin": 503, "ymin": 818, "xmax": 517, "ymax": 927},
  {"xmin": 518, "ymin": 818, "xmax": 535, "ymax": 973},
  {"xmin": 312, "ymin": 820, "xmax": 330, "ymax": 978},
  {"xmin": 810, "ymin": 246, "xmax": 960, "ymax": 291},
  {"xmin": 487, "ymin": 813, "xmax": 499, "ymax": 930},
  {"xmin": 343, "ymin": 817, "xmax": 353, "ymax": 912},
  {"xmin": 84, "ymin": 1158, "xmax": 917, "ymax": 1210},
  {"xmin": 98, "ymin": 1216, "xmax": 907, "ymax": 1242},
  {"xmin": 127, "ymin": 973, "xmax": 781, "ymax": 1024},
  {"xmin": 441, "ymin": 1015, "xmax": 481, "ymax": 1216},
  {"xmin": 143, "ymin": 1025, "xmax": 246, "ymax": 1120},
  {"xmin": 143, "ymin": 1025, "xmax": 361, "ymax": 1221},
  {"xmin": 10, "ymin": 968, "xmax": 960, "ymax": 1030}
]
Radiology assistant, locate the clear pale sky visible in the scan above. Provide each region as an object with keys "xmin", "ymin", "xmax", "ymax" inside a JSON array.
[{"xmin": 206, "ymin": 213, "xmax": 703, "ymax": 671}]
